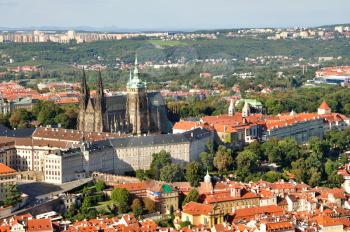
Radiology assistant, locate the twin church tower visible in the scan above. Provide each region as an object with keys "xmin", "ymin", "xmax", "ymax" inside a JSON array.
[{"xmin": 78, "ymin": 57, "xmax": 169, "ymax": 135}]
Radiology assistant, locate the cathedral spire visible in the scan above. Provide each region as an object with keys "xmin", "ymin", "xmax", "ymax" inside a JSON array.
[
  {"xmin": 95, "ymin": 69, "xmax": 105, "ymax": 113},
  {"xmin": 80, "ymin": 68, "xmax": 89, "ymax": 109},
  {"xmin": 133, "ymin": 55, "xmax": 139, "ymax": 80},
  {"xmin": 97, "ymin": 69, "xmax": 104, "ymax": 97}
]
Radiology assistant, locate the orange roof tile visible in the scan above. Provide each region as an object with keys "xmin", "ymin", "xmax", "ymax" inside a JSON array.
[
  {"xmin": 315, "ymin": 215, "xmax": 343, "ymax": 227},
  {"xmin": 319, "ymin": 101, "xmax": 331, "ymax": 110},
  {"xmin": 0, "ymin": 163, "xmax": 16, "ymax": 175},
  {"xmin": 182, "ymin": 202, "xmax": 214, "ymax": 216},
  {"xmin": 27, "ymin": 218, "xmax": 52, "ymax": 231},
  {"xmin": 232, "ymin": 205, "xmax": 284, "ymax": 220}
]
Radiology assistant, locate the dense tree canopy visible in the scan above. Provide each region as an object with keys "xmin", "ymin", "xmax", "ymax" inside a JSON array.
[
  {"xmin": 150, "ymin": 150, "xmax": 172, "ymax": 180},
  {"xmin": 111, "ymin": 188, "xmax": 130, "ymax": 213}
]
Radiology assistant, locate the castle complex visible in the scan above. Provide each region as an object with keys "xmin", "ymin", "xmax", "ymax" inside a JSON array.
[{"xmin": 78, "ymin": 57, "xmax": 170, "ymax": 135}]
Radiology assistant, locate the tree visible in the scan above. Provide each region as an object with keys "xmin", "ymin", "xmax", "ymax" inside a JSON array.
[
  {"xmin": 262, "ymin": 171, "xmax": 285, "ymax": 183},
  {"xmin": 64, "ymin": 203, "xmax": 77, "ymax": 220},
  {"xmin": 87, "ymin": 208, "xmax": 98, "ymax": 219},
  {"xmin": 9, "ymin": 109, "xmax": 32, "ymax": 129},
  {"xmin": 308, "ymin": 167, "xmax": 322, "ymax": 187},
  {"xmin": 278, "ymin": 138, "xmax": 301, "ymax": 167},
  {"xmin": 81, "ymin": 196, "xmax": 92, "ymax": 214},
  {"xmin": 199, "ymin": 152, "xmax": 214, "ymax": 172},
  {"xmin": 327, "ymin": 171, "xmax": 343, "ymax": 188},
  {"xmin": 325, "ymin": 159, "xmax": 338, "ymax": 177},
  {"xmin": 246, "ymin": 141, "xmax": 265, "ymax": 161},
  {"xmin": 150, "ymin": 150, "xmax": 172, "ymax": 180},
  {"xmin": 82, "ymin": 186, "xmax": 93, "ymax": 196},
  {"xmin": 160, "ymin": 164, "xmax": 184, "ymax": 182},
  {"xmin": 235, "ymin": 150, "xmax": 259, "ymax": 181},
  {"xmin": 95, "ymin": 180, "xmax": 106, "ymax": 192},
  {"xmin": 180, "ymin": 221, "xmax": 192, "ymax": 229},
  {"xmin": 185, "ymin": 162, "xmax": 203, "ymax": 187},
  {"xmin": 111, "ymin": 188, "xmax": 130, "ymax": 213},
  {"xmin": 308, "ymin": 137, "xmax": 330, "ymax": 159},
  {"xmin": 34, "ymin": 101, "xmax": 62, "ymax": 126},
  {"xmin": 213, "ymin": 145, "xmax": 233, "ymax": 172},
  {"xmin": 135, "ymin": 169, "xmax": 149, "ymax": 181},
  {"xmin": 0, "ymin": 113, "xmax": 10, "ymax": 127},
  {"xmin": 143, "ymin": 197, "xmax": 156, "ymax": 213},
  {"xmin": 262, "ymin": 138, "xmax": 281, "ymax": 164},
  {"xmin": 4, "ymin": 184, "xmax": 21, "ymax": 206},
  {"xmin": 182, "ymin": 189, "xmax": 199, "ymax": 206},
  {"xmin": 131, "ymin": 198, "xmax": 143, "ymax": 217},
  {"xmin": 291, "ymin": 158, "xmax": 308, "ymax": 183}
]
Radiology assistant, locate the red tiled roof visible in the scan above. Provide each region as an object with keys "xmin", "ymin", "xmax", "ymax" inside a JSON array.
[
  {"xmin": 0, "ymin": 225, "xmax": 10, "ymax": 232},
  {"xmin": 265, "ymin": 221, "xmax": 294, "ymax": 231},
  {"xmin": 319, "ymin": 101, "xmax": 331, "ymax": 110},
  {"xmin": 232, "ymin": 205, "xmax": 284, "ymax": 220},
  {"xmin": 173, "ymin": 121, "xmax": 199, "ymax": 131},
  {"xmin": 315, "ymin": 215, "xmax": 343, "ymax": 227},
  {"xmin": 182, "ymin": 202, "xmax": 213, "ymax": 216},
  {"xmin": 0, "ymin": 163, "xmax": 16, "ymax": 175},
  {"xmin": 27, "ymin": 218, "xmax": 52, "ymax": 231},
  {"xmin": 204, "ymin": 191, "xmax": 259, "ymax": 204},
  {"xmin": 114, "ymin": 182, "xmax": 146, "ymax": 192}
]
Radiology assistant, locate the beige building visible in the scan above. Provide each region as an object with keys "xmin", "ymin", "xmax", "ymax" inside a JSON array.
[{"xmin": 0, "ymin": 127, "xmax": 212, "ymax": 184}]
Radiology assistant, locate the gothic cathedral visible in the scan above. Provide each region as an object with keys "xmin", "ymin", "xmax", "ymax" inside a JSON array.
[{"xmin": 78, "ymin": 57, "xmax": 171, "ymax": 135}]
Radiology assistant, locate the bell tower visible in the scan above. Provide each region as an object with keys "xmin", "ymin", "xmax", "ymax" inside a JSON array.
[{"xmin": 126, "ymin": 56, "xmax": 149, "ymax": 135}]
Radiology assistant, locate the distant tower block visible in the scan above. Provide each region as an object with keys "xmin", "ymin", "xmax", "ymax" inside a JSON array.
[{"xmin": 228, "ymin": 99, "xmax": 235, "ymax": 116}]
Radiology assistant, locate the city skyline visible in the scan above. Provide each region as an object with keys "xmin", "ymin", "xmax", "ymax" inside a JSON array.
[{"xmin": 0, "ymin": 0, "xmax": 350, "ymax": 30}]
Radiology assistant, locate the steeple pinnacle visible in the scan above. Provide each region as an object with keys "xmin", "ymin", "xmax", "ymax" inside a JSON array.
[
  {"xmin": 80, "ymin": 68, "xmax": 90, "ymax": 109},
  {"xmin": 204, "ymin": 170, "xmax": 211, "ymax": 184},
  {"xmin": 228, "ymin": 99, "xmax": 235, "ymax": 116},
  {"xmin": 126, "ymin": 55, "xmax": 146, "ymax": 90},
  {"xmin": 95, "ymin": 70, "xmax": 105, "ymax": 113},
  {"xmin": 133, "ymin": 55, "xmax": 139, "ymax": 80}
]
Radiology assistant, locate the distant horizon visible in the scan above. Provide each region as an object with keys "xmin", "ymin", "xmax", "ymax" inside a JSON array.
[
  {"xmin": 1, "ymin": 0, "xmax": 350, "ymax": 31},
  {"xmin": 0, "ymin": 22, "xmax": 349, "ymax": 33}
]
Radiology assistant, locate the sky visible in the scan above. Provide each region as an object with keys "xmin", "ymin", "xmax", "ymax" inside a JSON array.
[{"xmin": 1, "ymin": 0, "xmax": 350, "ymax": 30}]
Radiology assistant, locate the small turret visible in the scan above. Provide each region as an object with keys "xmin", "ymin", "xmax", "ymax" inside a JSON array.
[
  {"xmin": 204, "ymin": 170, "xmax": 211, "ymax": 184},
  {"xmin": 290, "ymin": 109, "xmax": 296, "ymax": 116},
  {"xmin": 242, "ymin": 101, "xmax": 251, "ymax": 117},
  {"xmin": 318, "ymin": 101, "xmax": 331, "ymax": 115},
  {"xmin": 228, "ymin": 99, "xmax": 235, "ymax": 116}
]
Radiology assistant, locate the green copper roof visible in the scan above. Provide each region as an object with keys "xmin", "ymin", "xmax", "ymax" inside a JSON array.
[
  {"xmin": 127, "ymin": 56, "xmax": 146, "ymax": 89},
  {"xmin": 237, "ymin": 99, "xmax": 263, "ymax": 107},
  {"xmin": 162, "ymin": 184, "xmax": 172, "ymax": 193}
]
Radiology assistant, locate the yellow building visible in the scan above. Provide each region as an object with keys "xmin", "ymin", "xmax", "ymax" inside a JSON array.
[{"xmin": 181, "ymin": 202, "xmax": 224, "ymax": 228}]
